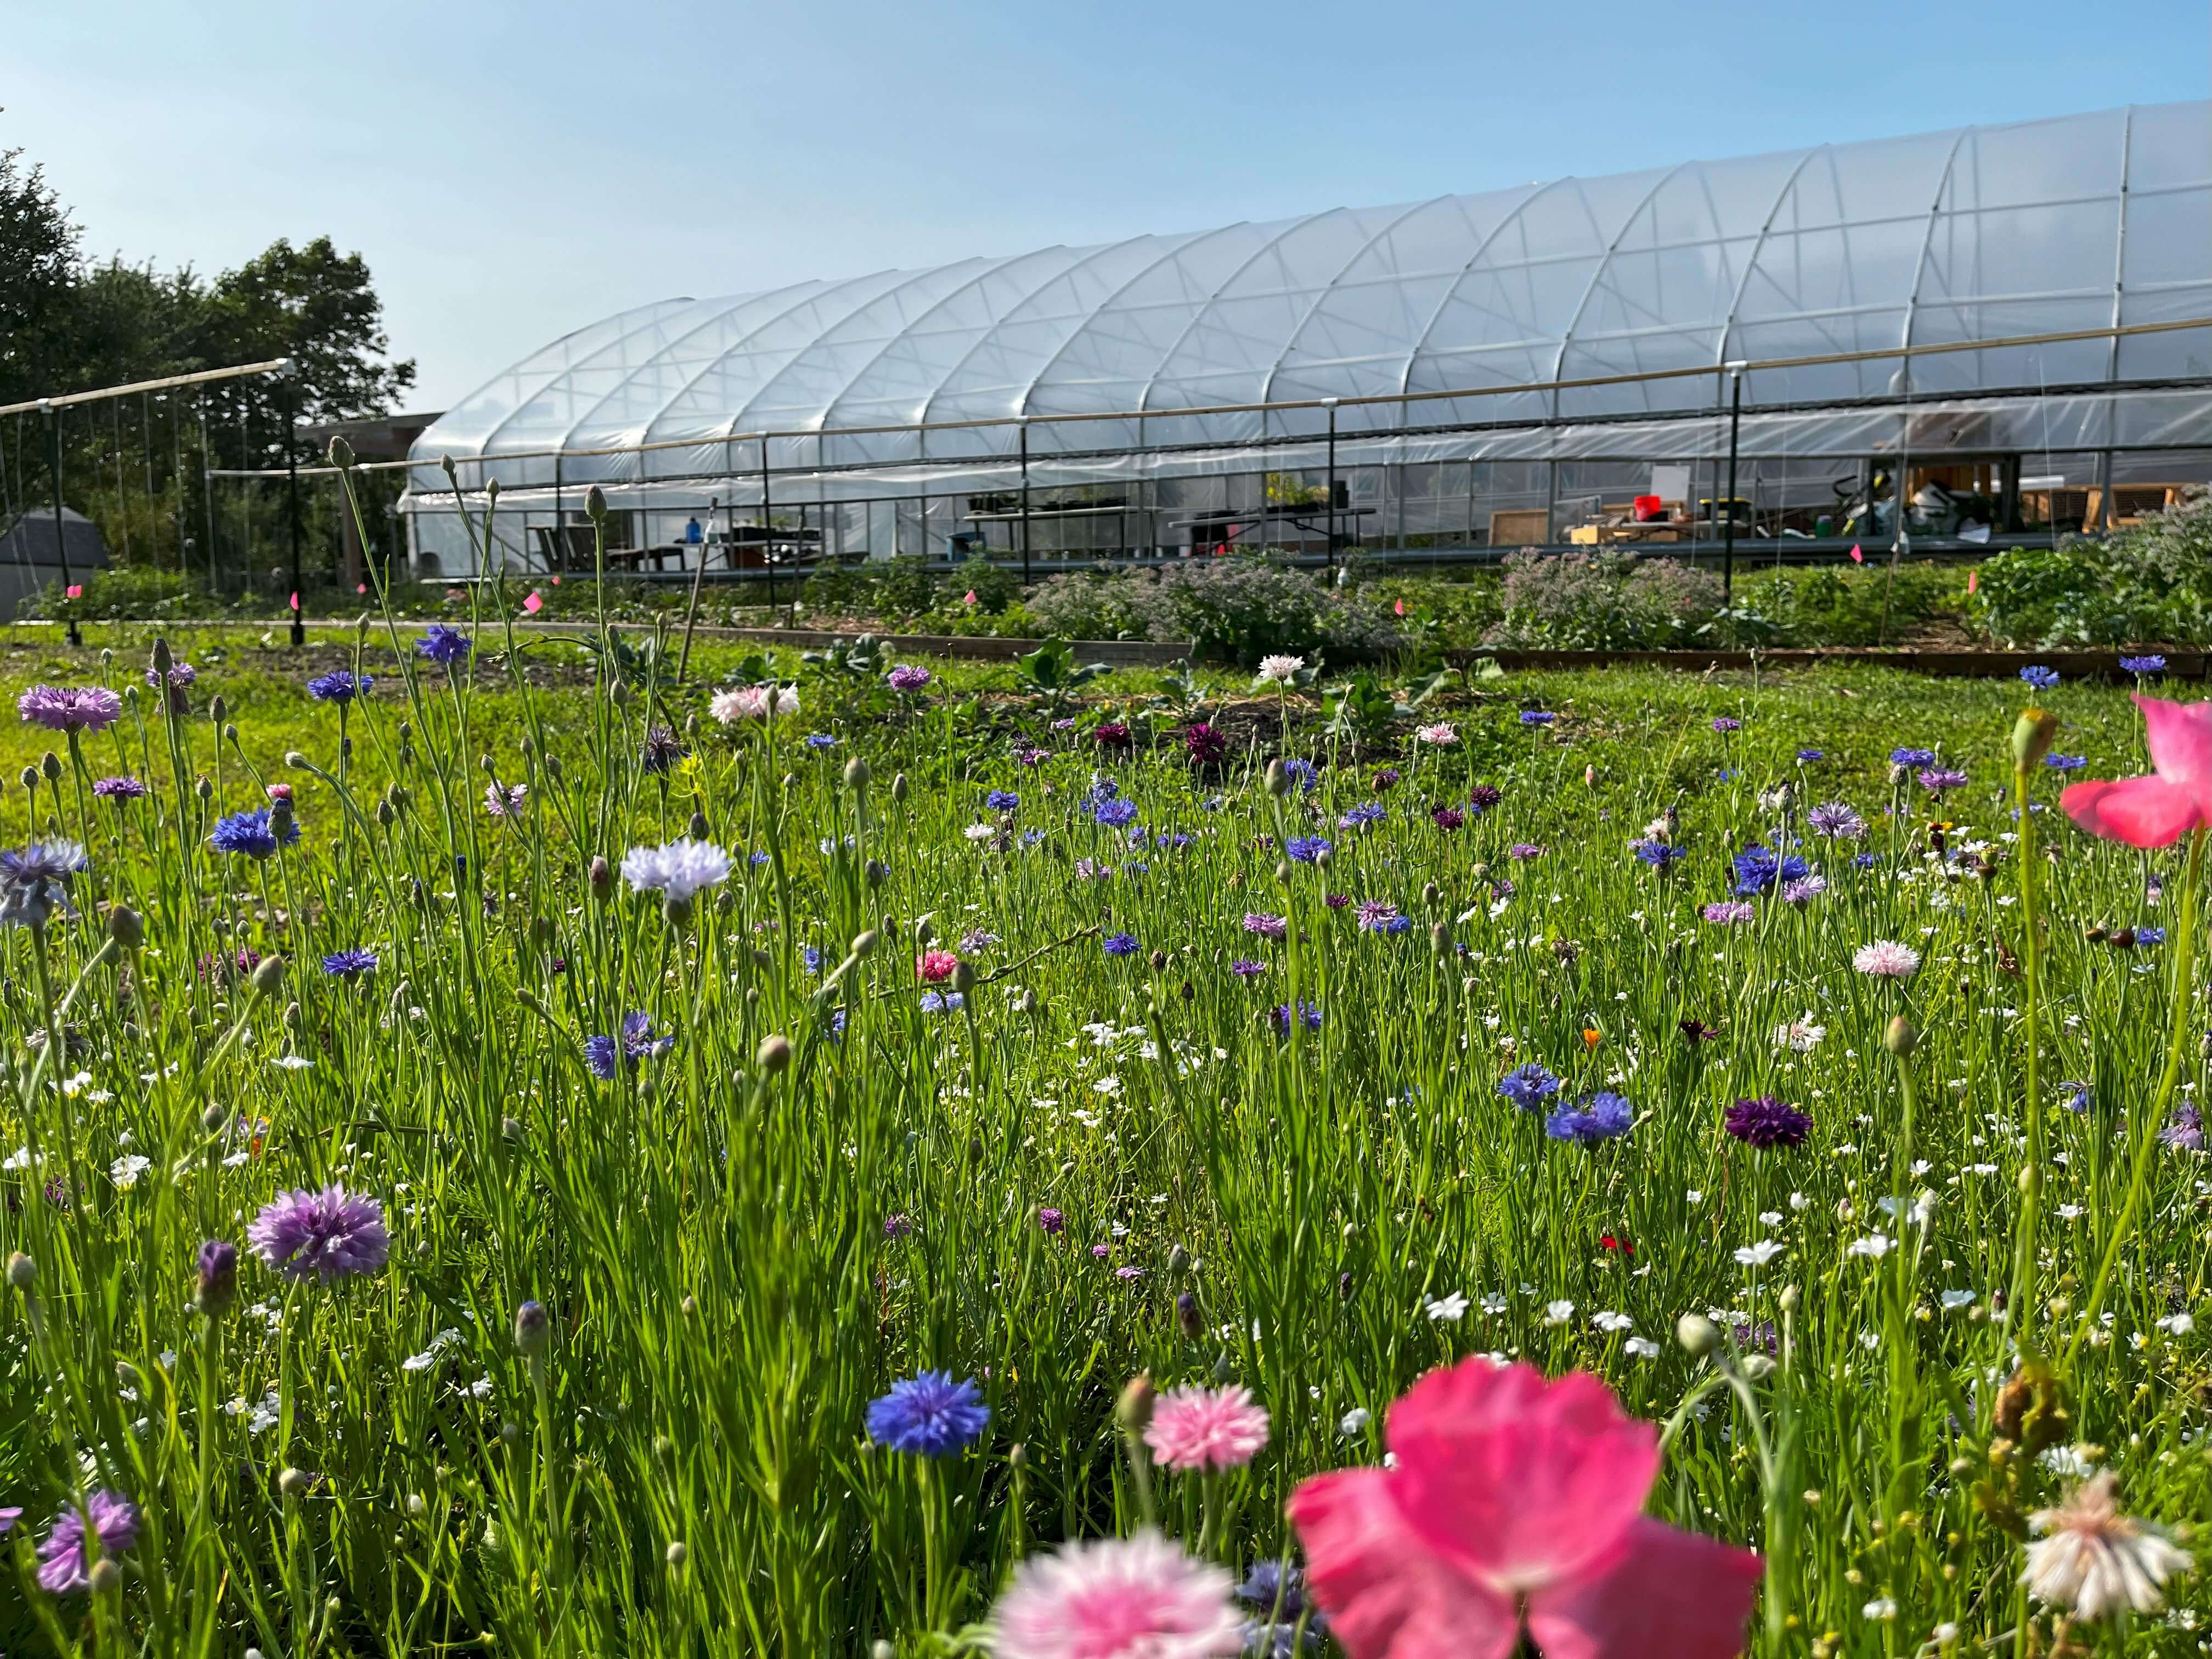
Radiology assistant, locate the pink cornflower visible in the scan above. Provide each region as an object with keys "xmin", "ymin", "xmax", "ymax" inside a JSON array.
[
  {"xmin": 1289, "ymin": 1358, "xmax": 1760, "ymax": 1659},
  {"xmin": 1144, "ymin": 1384, "xmax": 1271, "ymax": 1472},
  {"xmin": 1702, "ymin": 900, "xmax": 1756, "ymax": 926},
  {"xmin": 2062, "ymin": 695, "xmax": 2212, "ymax": 848},
  {"xmin": 1415, "ymin": 723, "xmax": 1457, "ymax": 747},
  {"xmin": 1242, "ymin": 912, "xmax": 1288, "ymax": 940},
  {"xmin": 2023, "ymin": 1471, "xmax": 2191, "ymax": 1620},
  {"xmin": 917, "ymin": 949, "xmax": 961, "ymax": 984},
  {"xmin": 1852, "ymin": 939, "xmax": 1920, "ymax": 978},
  {"xmin": 265, "ymin": 782, "xmax": 293, "ymax": 802},
  {"xmin": 990, "ymin": 1530, "xmax": 1243, "ymax": 1659}
]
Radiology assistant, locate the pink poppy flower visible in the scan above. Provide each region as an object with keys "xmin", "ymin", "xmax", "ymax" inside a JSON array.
[
  {"xmin": 1288, "ymin": 1358, "xmax": 1761, "ymax": 1659},
  {"xmin": 2061, "ymin": 696, "xmax": 2211, "ymax": 848},
  {"xmin": 1144, "ymin": 1384, "xmax": 1270, "ymax": 1472},
  {"xmin": 916, "ymin": 949, "xmax": 961, "ymax": 984},
  {"xmin": 990, "ymin": 1530, "xmax": 1242, "ymax": 1659}
]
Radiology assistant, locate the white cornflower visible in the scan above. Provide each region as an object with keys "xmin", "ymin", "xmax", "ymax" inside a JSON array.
[
  {"xmin": 1339, "ymin": 1407, "xmax": 1371, "ymax": 1436},
  {"xmin": 1940, "ymin": 1289, "xmax": 1977, "ymax": 1311},
  {"xmin": 1255, "ymin": 654, "xmax": 1305, "ymax": 685},
  {"xmin": 1425, "ymin": 1292, "xmax": 1469, "ymax": 1323},
  {"xmin": 1592, "ymin": 1310, "xmax": 1633, "ymax": 1333},
  {"xmin": 109, "ymin": 1154, "xmax": 151, "ymax": 1189},
  {"xmin": 709, "ymin": 684, "xmax": 799, "ymax": 723},
  {"xmin": 1543, "ymin": 1299, "xmax": 1575, "ymax": 1326},
  {"xmin": 963, "ymin": 824, "xmax": 997, "ymax": 843},
  {"xmin": 1847, "ymin": 1233, "xmax": 1893, "ymax": 1259},
  {"xmin": 1733, "ymin": 1240, "xmax": 1785, "ymax": 1267},
  {"xmin": 1624, "ymin": 1336, "xmax": 1660, "ymax": 1359},
  {"xmin": 1853, "ymin": 939, "xmax": 1922, "ymax": 978},
  {"xmin": 2023, "ymin": 1472, "xmax": 2193, "ymax": 1620},
  {"xmin": 1773, "ymin": 1017, "xmax": 1827, "ymax": 1053},
  {"xmin": 620, "ymin": 839, "xmax": 732, "ymax": 904}
]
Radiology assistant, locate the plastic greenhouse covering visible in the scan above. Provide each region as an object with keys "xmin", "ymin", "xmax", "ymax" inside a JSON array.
[{"xmin": 404, "ymin": 101, "xmax": 2212, "ymax": 572}]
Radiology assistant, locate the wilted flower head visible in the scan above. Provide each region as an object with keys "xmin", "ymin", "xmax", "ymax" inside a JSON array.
[
  {"xmin": 989, "ymin": 1531, "xmax": 1242, "ymax": 1659},
  {"xmin": 1144, "ymin": 1385, "xmax": 1271, "ymax": 1472},
  {"xmin": 247, "ymin": 1186, "xmax": 390, "ymax": 1282},
  {"xmin": 1724, "ymin": 1095, "xmax": 1813, "ymax": 1148},
  {"xmin": 17, "ymin": 686, "xmax": 123, "ymax": 734},
  {"xmin": 2022, "ymin": 1472, "xmax": 2191, "ymax": 1620},
  {"xmin": 36, "ymin": 1490, "xmax": 139, "ymax": 1595},
  {"xmin": 866, "ymin": 1370, "xmax": 990, "ymax": 1457}
]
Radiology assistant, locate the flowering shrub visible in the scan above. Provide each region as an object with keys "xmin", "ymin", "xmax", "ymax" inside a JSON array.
[
  {"xmin": 1029, "ymin": 556, "xmax": 1398, "ymax": 661},
  {"xmin": 1485, "ymin": 550, "xmax": 1723, "ymax": 649}
]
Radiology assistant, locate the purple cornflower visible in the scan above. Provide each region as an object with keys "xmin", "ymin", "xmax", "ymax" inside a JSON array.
[
  {"xmin": 1269, "ymin": 1000, "xmax": 1323, "ymax": 1034},
  {"xmin": 1890, "ymin": 747, "xmax": 1936, "ymax": 767},
  {"xmin": 306, "ymin": 670, "xmax": 370, "ymax": 704},
  {"xmin": 1338, "ymin": 802, "xmax": 1385, "ymax": 831},
  {"xmin": 1520, "ymin": 710, "xmax": 1555, "ymax": 726},
  {"xmin": 985, "ymin": 789, "xmax": 1020, "ymax": 812},
  {"xmin": 247, "ymin": 1186, "xmax": 390, "ymax": 1282},
  {"xmin": 1243, "ymin": 912, "xmax": 1288, "ymax": 940},
  {"xmin": 0, "ymin": 840, "xmax": 88, "ymax": 930},
  {"xmin": 2160, "ymin": 1104, "xmax": 2203, "ymax": 1152},
  {"xmin": 886, "ymin": 664, "xmax": 933, "ymax": 692},
  {"xmin": 883, "ymin": 1214, "xmax": 912, "ymax": 1239},
  {"xmin": 866, "ymin": 1370, "xmax": 990, "ymax": 1457},
  {"xmin": 1545, "ymin": 1091, "xmax": 1634, "ymax": 1143},
  {"xmin": 416, "ymin": 624, "xmax": 472, "ymax": 665},
  {"xmin": 585, "ymin": 1012, "xmax": 671, "ymax": 1077},
  {"xmin": 17, "ymin": 685, "xmax": 123, "ymax": 734},
  {"xmin": 2044, "ymin": 753, "xmax": 2087, "ymax": 771},
  {"xmin": 957, "ymin": 928, "xmax": 999, "ymax": 953},
  {"xmin": 1285, "ymin": 836, "xmax": 1330, "ymax": 864},
  {"xmin": 2019, "ymin": 665, "xmax": 2059, "ymax": 690},
  {"xmin": 92, "ymin": 776, "xmax": 148, "ymax": 800},
  {"xmin": 1779, "ymin": 875, "xmax": 1828, "ymax": 905},
  {"xmin": 1506, "ymin": 843, "xmax": 1544, "ymax": 861},
  {"xmin": 641, "ymin": 726, "xmax": 686, "ymax": 773},
  {"xmin": 2121, "ymin": 654, "xmax": 2167, "ymax": 675},
  {"xmin": 1498, "ymin": 1063, "xmax": 1561, "ymax": 1112},
  {"xmin": 1467, "ymin": 785, "xmax": 1502, "ymax": 812},
  {"xmin": 1431, "ymin": 806, "xmax": 1465, "ymax": 831},
  {"xmin": 1102, "ymin": 932, "xmax": 1139, "ymax": 957},
  {"xmin": 1805, "ymin": 800, "xmax": 1866, "ymax": 839},
  {"xmin": 484, "ymin": 781, "xmax": 528, "ymax": 819},
  {"xmin": 1702, "ymin": 900, "xmax": 1757, "ymax": 926},
  {"xmin": 1917, "ymin": 766, "xmax": 1968, "ymax": 794},
  {"xmin": 1184, "ymin": 723, "xmax": 1229, "ymax": 764},
  {"xmin": 195, "ymin": 1240, "xmax": 239, "ymax": 1316},
  {"xmin": 1631, "ymin": 840, "xmax": 1685, "ymax": 869},
  {"xmin": 210, "ymin": 808, "xmax": 297, "ymax": 859},
  {"xmin": 1114, "ymin": 1265, "xmax": 1145, "ymax": 1282},
  {"xmin": 1355, "ymin": 899, "xmax": 1402, "ymax": 933},
  {"xmin": 1230, "ymin": 958, "xmax": 1267, "ymax": 978},
  {"xmin": 1712, "ymin": 716, "xmax": 1741, "ymax": 733},
  {"xmin": 1037, "ymin": 1206, "xmax": 1064, "ymax": 1234},
  {"xmin": 321, "ymin": 948, "xmax": 378, "ymax": 979},
  {"xmin": 145, "ymin": 661, "xmax": 196, "ymax": 690},
  {"xmin": 36, "ymin": 1491, "xmax": 139, "ymax": 1595},
  {"xmin": 1370, "ymin": 768, "xmax": 1400, "ymax": 793},
  {"xmin": 1724, "ymin": 1096, "xmax": 1813, "ymax": 1148}
]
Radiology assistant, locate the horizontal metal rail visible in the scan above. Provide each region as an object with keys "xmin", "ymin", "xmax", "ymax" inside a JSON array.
[{"xmin": 0, "ymin": 358, "xmax": 290, "ymax": 419}]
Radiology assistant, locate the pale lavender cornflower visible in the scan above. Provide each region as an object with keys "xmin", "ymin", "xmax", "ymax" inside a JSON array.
[
  {"xmin": 1853, "ymin": 940, "xmax": 1921, "ymax": 978},
  {"xmin": 91, "ymin": 776, "xmax": 148, "ymax": 800},
  {"xmin": 484, "ymin": 781, "xmax": 528, "ymax": 819},
  {"xmin": 36, "ymin": 1490, "xmax": 139, "ymax": 1594},
  {"xmin": 1702, "ymin": 901, "xmax": 1756, "ymax": 926},
  {"xmin": 620, "ymin": 839, "xmax": 733, "ymax": 905},
  {"xmin": 1917, "ymin": 766, "xmax": 1969, "ymax": 794},
  {"xmin": 18, "ymin": 686, "xmax": 123, "ymax": 735},
  {"xmin": 1242, "ymin": 913, "xmax": 1288, "ymax": 940},
  {"xmin": 1805, "ymin": 800, "xmax": 1866, "ymax": 840},
  {"xmin": 1779, "ymin": 875, "xmax": 1827, "ymax": 905},
  {"xmin": 247, "ymin": 1186, "xmax": 390, "ymax": 1282},
  {"xmin": 0, "ymin": 840, "xmax": 88, "ymax": 930},
  {"xmin": 1355, "ymin": 899, "xmax": 1402, "ymax": 933}
]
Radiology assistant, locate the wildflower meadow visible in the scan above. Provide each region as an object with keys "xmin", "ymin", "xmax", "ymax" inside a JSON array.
[{"xmin": 2, "ymin": 503, "xmax": 2210, "ymax": 1656}]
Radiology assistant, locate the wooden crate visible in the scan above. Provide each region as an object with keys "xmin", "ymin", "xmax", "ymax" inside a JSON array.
[{"xmin": 1488, "ymin": 509, "xmax": 1550, "ymax": 546}]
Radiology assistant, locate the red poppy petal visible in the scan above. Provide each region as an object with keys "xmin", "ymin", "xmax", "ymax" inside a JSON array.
[
  {"xmin": 1288, "ymin": 1466, "xmax": 1520, "ymax": 1659},
  {"xmin": 1526, "ymin": 1519, "xmax": 1762, "ymax": 1659},
  {"xmin": 2061, "ymin": 775, "xmax": 2204, "ymax": 848}
]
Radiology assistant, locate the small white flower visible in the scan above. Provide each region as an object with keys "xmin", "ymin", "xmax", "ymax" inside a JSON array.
[
  {"xmin": 1339, "ymin": 1407, "xmax": 1372, "ymax": 1436},
  {"xmin": 1733, "ymin": 1240, "xmax": 1785, "ymax": 1267},
  {"xmin": 1848, "ymin": 1233, "xmax": 1893, "ymax": 1259},
  {"xmin": 1426, "ymin": 1292, "xmax": 1470, "ymax": 1323},
  {"xmin": 1592, "ymin": 1310, "xmax": 1634, "ymax": 1333},
  {"xmin": 1940, "ymin": 1289, "xmax": 1977, "ymax": 1311},
  {"xmin": 109, "ymin": 1154, "xmax": 151, "ymax": 1189},
  {"xmin": 1758, "ymin": 1210, "xmax": 1784, "ymax": 1228},
  {"xmin": 1543, "ymin": 1299, "xmax": 1575, "ymax": 1327},
  {"xmin": 1861, "ymin": 1597, "xmax": 1898, "ymax": 1621},
  {"xmin": 272, "ymin": 1054, "xmax": 312, "ymax": 1071},
  {"xmin": 1772, "ymin": 1016, "xmax": 1827, "ymax": 1053},
  {"xmin": 1478, "ymin": 1291, "xmax": 1509, "ymax": 1316},
  {"xmin": 1624, "ymin": 1336, "xmax": 1660, "ymax": 1359},
  {"xmin": 1255, "ymin": 654, "xmax": 1305, "ymax": 685},
  {"xmin": 2157, "ymin": 1313, "xmax": 2195, "ymax": 1335}
]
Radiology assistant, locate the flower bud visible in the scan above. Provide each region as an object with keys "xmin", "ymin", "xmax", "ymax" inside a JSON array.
[
  {"xmin": 1778, "ymin": 1284, "xmax": 1801, "ymax": 1314},
  {"xmin": 107, "ymin": 905, "xmax": 143, "ymax": 951},
  {"xmin": 661, "ymin": 891, "xmax": 692, "ymax": 929},
  {"xmin": 210, "ymin": 695, "xmax": 228, "ymax": 723},
  {"xmin": 1115, "ymin": 1372, "xmax": 1156, "ymax": 1434},
  {"xmin": 664, "ymin": 1541, "xmax": 687, "ymax": 1570},
  {"xmin": 279, "ymin": 1466, "xmax": 312, "ymax": 1498},
  {"xmin": 6, "ymin": 1252, "xmax": 35, "ymax": 1291},
  {"xmin": 588, "ymin": 856, "xmax": 612, "ymax": 900},
  {"xmin": 687, "ymin": 810, "xmax": 708, "ymax": 840},
  {"xmin": 196, "ymin": 1240, "xmax": 238, "ymax": 1317},
  {"xmin": 514, "ymin": 1300, "xmax": 550, "ymax": 1356},
  {"xmin": 2012, "ymin": 707, "xmax": 2059, "ymax": 772},
  {"xmin": 585, "ymin": 486, "xmax": 608, "ymax": 523},
  {"xmin": 864, "ymin": 858, "xmax": 888, "ymax": 888},
  {"xmin": 41, "ymin": 751, "xmax": 61, "ymax": 781},
  {"xmin": 1265, "ymin": 759, "xmax": 1290, "ymax": 797},
  {"xmin": 1675, "ymin": 1313, "xmax": 1721, "ymax": 1357},
  {"xmin": 851, "ymin": 929, "xmax": 878, "ymax": 958},
  {"xmin": 890, "ymin": 772, "xmax": 909, "ymax": 803},
  {"xmin": 18, "ymin": 766, "xmax": 36, "ymax": 791},
  {"xmin": 195, "ymin": 776, "xmax": 213, "ymax": 802},
  {"xmin": 1885, "ymin": 1015, "xmax": 1916, "ymax": 1057},
  {"xmin": 150, "ymin": 636, "xmax": 173, "ymax": 675},
  {"xmin": 951, "ymin": 960, "xmax": 976, "ymax": 992},
  {"xmin": 1739, "ymin": 1353, "xmax": 1776, "ymax": 1381},
  {"xmin": 843, "ymin": 756, "xmax": 871, "ymax": 790},
  {"xmin": 248, "ymin": 956, "xmax": 286, "ymax": 999},
  {"xmin": 87, "ymin": 1558, "xmax": 120, "ymax": 1594},
  {"xmin": 757, "ymin": 1034, "xmax": 792, "ymax": 1073},
  {"xmin": 327, "ymin": 435, "xmax": 356, "ymax": 469},
  {"xmin": 1176, "ymin": 1290, "xmax": 1203, "ymax": 1340},
  {"xmin": 201, "ymin": 1104, "xmax": 227, "ymax": 1133}
]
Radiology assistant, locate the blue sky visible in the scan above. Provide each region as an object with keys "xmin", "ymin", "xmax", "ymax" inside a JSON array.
[{"xmin": 10, "ymin": 0, "xmax": 2205, "ymax": 407}]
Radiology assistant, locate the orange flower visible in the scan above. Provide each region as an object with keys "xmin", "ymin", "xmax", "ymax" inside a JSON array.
[{"xmin": 1582, "ymin": 1028, "xmax": 1602, "ymax": 1049}]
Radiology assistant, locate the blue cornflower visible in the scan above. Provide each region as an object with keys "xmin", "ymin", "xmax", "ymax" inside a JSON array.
[
  {"xmin": 1338, "ymin": 802, "xmax": 1385, "ymax": 831},
  {"xmin": 1280, "ymin": 758, "xmax": 1319, "ymax": 794},
  {"xmin": 1545, "ymin": 1091, "xmax": 1634, "ymax": 1144},
  {"xmin": 2137, "ymin": 926, "xmax": 2168, "ymax": 946},
  {"xmin": 1091, "ymin": 798, "xmax": 1139, "ymax": 829},
  {"xmin": 919, "ymin": 990, "xmax": 966, "ymax": 1013},
  {"xmin": 1890, "ymin": 747, "xmax": 1936, "ymax": 767},
  {"xmin": 985, "ymin": 789, "xmax": 1020, "ymax": 812},
  {"xmin": 584, "ymin": 1012, "xmax": 671, "ymax": 1079},
  {"xmin": 306, "ymin": 670, "xmax": 371, "ymax": 704},
  {"xmin": 416, "ymin": 624, "xmax": 472, "ymax": 665},
  {"xmin": 1796, "ymin": 748, "xmax": 1824, "ymax": 762},
  {"xmin": 640, "ymin": 726, "xmax": 686, "ymax": 774},
  {"xmin": 1731, "ymin": 843, "xmax": 1808, "ymax": 896},
  {"xmin": 210, "ymin": 808, "xmax": 298, "ymax": 860},
  {"xmin": 1520, "ymin": 710, "xmax": 1556, "ymax": 725},
  {"xmin": 1156, "ymin": 832, "xmax": 1191, "ymax": 848},
  {"xmin": 1086, "ymin": 774, "xmax": 1121, "ymax": 803},
  {"xmin": 1498, "ymin": 1063, "xmax": 1561, "ymax": 1111},
  {"xmin": 1852, "ymin": 851, "xmax": 1879, "ymax": 868},
  {"xmin": 2044, "ymin": 754, "xmax": 2087, "ymax": 771},
  {"xmin": 866, "ymin": 1370, "xmax": 990, "ymax": 1456},
  {"xmin": 320, "ymin": 948, "xmax": 377, "ymax": 979},
  {"xmin": 1285, "ymin": 836, "xmax": 1330, "ymax": 864},
  {"xmin": 1631, "ymin": 840, "xmax": 1686, "ymax": 869},
  {"xmin": 2060, "ymin": 1080, "xmax": 2094, "ymax": 1114},
  {"xmin": 1102, "ymin": 932, "xmax": 1139, "ymax": 957},
  {"xmin": 1269, "ymin": 1000, "xmax": 1323, "ymax": 1034},
  {"xmin": 2020, "ymin": 665, "xmax": 2059, "ymax": 690},
  {"xmin": 803, "ymin": 946, "xmax": 823, "ymax": 974},
  {"xmin": 2121, "ymin": 654, "xmax": 2168, "ymax": 675},
  {"xmin": 804, "ymin": 733, "xmax": 836, "ymax": 749},
  {"xmin": 1200, "ymin": 794, "xmax": 1225, "ymax": 812},
  {"xmin": 1021, "ymin": 829, "xmax": 1046, "ymax": 845},
  {"xmin": 749, "ymin": 851, "xmax": 771, "ymax": 866}
]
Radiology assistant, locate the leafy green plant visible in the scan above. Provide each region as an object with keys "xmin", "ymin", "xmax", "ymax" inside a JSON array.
[{"xmin": 1009, "ymin": 638, "xmax": 1109, "ymax": 712}]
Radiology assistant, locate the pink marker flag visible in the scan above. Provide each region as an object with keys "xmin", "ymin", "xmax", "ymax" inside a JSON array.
[
  {"xmin": 523, "ymin": 591, "xmax": 544, "ymax": 614},
  {"xmin": 356, "ymin": 582, "xmax": 368, "ymax": 595},
  {"xmin": 963, "ymin": 590, "xmax": 978, "ymax": 605},
  {"xmin": 1967, "ymin": 568, "xmax": 1979, "ymax": 595},
  {"xmin": 64, "ymin": 584, "xmax": 82, "ymax": 599},
  {"xmin": 1394, "ymin": 598, "xmax": 1407, "ymax": 617},
  {"xmin": 289, "ymin": 591, "xmax": 301, "ymax": 611},
  {"xmin": 1848, "ymin": 544, "xmax": 1864, "ymax": 563}
]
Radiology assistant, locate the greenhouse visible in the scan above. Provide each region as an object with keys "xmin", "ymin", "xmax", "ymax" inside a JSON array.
[{"xmin": 403, "ymin": 100, "xmax": 2212, "ymax": 580}]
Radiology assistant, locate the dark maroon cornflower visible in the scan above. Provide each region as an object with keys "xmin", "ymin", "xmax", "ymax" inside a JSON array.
[
  {"xmin": 1183, "ymin": 723, "xmax": 1229, "ymax": 764},
  {"xmin": 1092, "ymin": 723, "xmax": 1132, "ymax": 749},
  {"xmin": 1677, "ymin": 1017, "xmax": 1719, "ymax": 1043},
  {"xmin": 1037, "ymin": 1206, "xmax": 1065, "ymax": 1234},
  {"xmin": 1431, "ymin": 805, "xmax": 1464, "ymax": 830},
  {"xmin": 1370, "ymin": 768, "xmax": 1400, "ymax": 793},
  {"xmin": 247, "ymin": 1186, "xmax": 390, "ymax": 1282},
  {"xmin": 197, "ymin": 947, "xmax": 261, "ymax": 982},
  {"xmin": 1723, "ymin": 1095, "xmax": 1813, "ymax": 1149},
  {"xmin": 1467, "ymin": 785, "xmax": 1502, "ymax": 812},
  {"xmin": 1323, "ymin": 893, "xmax": 1350, "ymax": 910}
]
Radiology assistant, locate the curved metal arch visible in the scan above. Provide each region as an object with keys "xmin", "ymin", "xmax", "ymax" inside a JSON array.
[
  {"xmin": 1007, "ymin": 220, "xmax": 1266, "ymax": 422},
  {"xmin": 1897, "ymin": 127, "xmax": 1974, "ymax": 391},
  {"xmin": 2106, "ymin": 104, "xmax": 2138, "ymax": 386},
  {"xmin": 814, "ymin": 243, "xmax": 1092, "ymax": 433},
  {"xmin": 1131, "ymin": 208, "xmax": 1353, "ymax": 417},
  {"xmin": 1256, "ymin": 195, "xmax": 1456, "ymax": 409},
  {"xmin": 1546, "ymin": 161, "xmax": 1696, "ymax": 414},
  {"xmin": 1393, "ymin": 177, "xmax": 1573, "ymax": 398},
  {"xmin": 1715, "ymin": 145, "xmax": 1823, "ymax": 366},
  {"xmin": 469, "ymin": 297, "xmax": 703, "ymax": 458}
]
